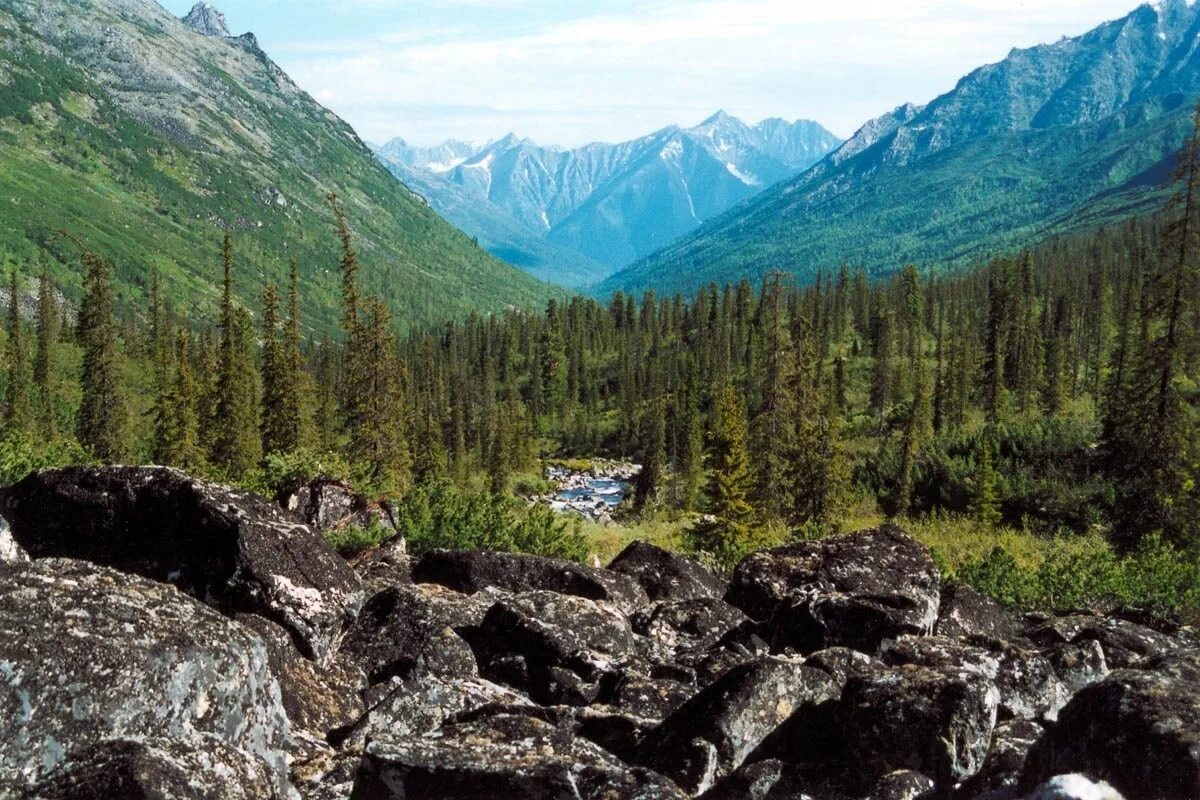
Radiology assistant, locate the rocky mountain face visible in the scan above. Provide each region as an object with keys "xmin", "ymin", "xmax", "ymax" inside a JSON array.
[
  {"xmin": 601, "ymin": 0, "xmax": 1200, "ymax": 298},
  {"xmin": 374, "ymin": 113, "xmax": 841, "ymax": 285},
  {"xmin": 0, "ymin": 0, "xmax": 555, "ymax": 328},
  {"xmin": 2, "ymin": 466, "xmax": 1197, "ymax": 798}
]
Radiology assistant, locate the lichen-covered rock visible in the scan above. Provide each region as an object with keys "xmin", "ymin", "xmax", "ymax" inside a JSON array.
[
  {"xmin": 473, "ymin": 590, "xmax": 639, "ymax": 705},
  {"xmin": 1020, "ymin": 670, "xmax": 1200, "ymax": 800},
  {"xmin": 414, "ymin": 548, "xmax": 649, "ymax": 614},
  {"xmin": 1145, "ymin": 650, "xmax": 1200, "ymax": 683},
  {"xmin": 1023, "ymin": 613, "xmax": 1181, "ymax": 669},
  {"xmin": 866, "ymin": 770, "xmax": 935, "ymax": 800},
  {"xmin": 838, "ymin": 664, "xmax": 999, "ymax": 788},
  {"xmin": 1045, "ymin": 639, "xmax": 1109, "ymax": 695},
  {"xmin": 278, "ymin": 475, "xmax": 396, "ymax": 538},
  {"xmin": 632, "ymin": 597, "xmax": 750, "ymax": 654},
  {"xmin": 354, "ymin": 706, "xmax": 687, "ymax": 799},
  {"xmin": 20, "ymin": 736, "xmax": 281, "ymax": 800},
  {"xmin": 356, "ymin": 673, "xmax": 530, "ymax": 744},
  {"xmin": 0, "ymin": 559, "xmax": 290, "ymax": 795},
  {"xmin": 598, "ymin": 670, "xmax": 694, "ymax": 721},
  {"xmin": 803, "ymin": 647, "xmax": 885, "ymax": 689},
  {"xmin": 636, "ymin": 657, "xmax": 840, "ymax": 794},
  {"xmin": 0, "ymin": 517, "xmax": 27, "ymax": 563},
  {"xmin": 0, "ymin": 466, "xmax": 364, "ymax": 663},
  {"xmin": 608, "ymin": 540, "xmax": 726, "ymax": 602},
  {"xmin": 954, "ymin": 718, "xmax": 1043, "ymax": 799},
  {"xmin": 727, "ymin": 527, "xmax": 939, "ymax": 655},
  {"xmin": 349, "ymin": 537, "xmax": 412, "ymax": 595},
  {"xmin": 936, "ymin": 584, "xmax": 1021, "ymax": 641},
  {"xmin": 338, "ymin": 583, "xmax": 490, "ymax": 685},
  {"xmin": 1024, "ymin": 774, "xmax": 1126, "ymax": 800}
]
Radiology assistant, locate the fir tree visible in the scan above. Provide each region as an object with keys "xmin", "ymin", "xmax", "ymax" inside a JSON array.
[
  {"xmin": 154, "ymin": 329, "xmax": 205, "ymax": 471},
  {"xmin": 75, "ymin": 249, "xmax": 128, "ymax": 462},
  {"xmin": 687, "ymin": 384, "xmax": 756, "ymax": 568},
  {"xmin": 209, "ymin": 234, "xmax": 262, "ymax": 475},
  {"xmin": 33, "ymin": 256, "xmax": 57, "ymax": 435},
  {"xmin": 3, "ymin": 269, "xmax": 30, "ymax": 436}
]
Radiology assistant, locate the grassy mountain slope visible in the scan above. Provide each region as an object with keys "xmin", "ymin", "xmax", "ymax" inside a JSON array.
[
  {"xmin": 599, "ymin": 0, "xmax": 1199, "ymax": 298},
  {"xmin": 0, "ymin": 0, "xmax": 557, "ymax": 329}
]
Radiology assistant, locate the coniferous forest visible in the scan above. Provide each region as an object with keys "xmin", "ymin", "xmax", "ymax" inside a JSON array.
[{"xmin": 5, "ymin": 122, "xmax": 1199, "ymax": 619}]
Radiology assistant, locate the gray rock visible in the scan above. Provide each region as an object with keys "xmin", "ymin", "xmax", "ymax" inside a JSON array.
[
  {"xmin": 338, "ymin": 583, "xmax": 490, "ymax": 685},
  {"xmin": 609, "ymin": 540, "xmax": 726, "ymax": 602},
  {"xmin": 349, "ymin": 538, "xmax": 412, "ymax": 595},
  {"xmin": 727, "ymin": 526, "xmax": 939, "ymax": 655},
  {"xmin": 1020, "ymin": 670, "xmax": 1200, "ymax": 800},
  {"xmin": 1045, "ymin": 639, "xmax": 1109, "ymax": 695},
  {"xmin": 954, "ymin": 718, "xmax": 1044, "ymax": 799},
  {"xmin": 636, "ymin": 657, "xmax": 840, "ymax": 794},
  {"xmin": 839, "ymin": 663, "xmax": 999, "ymax": 788},
  {"xmin": 1023, "ymin": 613, "xmax": 1181, "ymax": 669},
  {"xmin": 0, "ymin": 466, "xmax": 364, "ymax": 663},
  {"xmin": 0, "ymin": 516, "xmax": 27, "ymax": 563},
  {"xmin": 356, "ymin": 673, "xmax": 530, "ymax": 743},
  {"xmin": 937, "ymin": 584, "xmax": 1021, "ymax": 641},
  {"xmin": 1024, "ymin": 774, "xmax": 1125, "ymax": 800},
  {"xmin": 598, "ymin": 670, "xmax": 694, "ymax": 722},
  {"xmin": 632, "ymin": 597, "xmax": 750, "ymax": 654},
  {"xmin": 20, "ymin": 736, "xmax": 281, "ymax": 800},
  {"xmin": 414, "ymin": 548, "xmax": 649, "ymax": 614},
  {"xmin": 279, "ymin": 476, "xmax": 397, "ymax": 540},
  {"xmin": 0, "ymin": 559, "xmax": 290, "ymax": 795},
  {"xmin": 867, "ymin": 770, "xmax": 936, "ymax": 800},
  {"xmin": 181, "ymin": 1, "xmax": 230, "ymax": 37},
  {"xmin": 803, "ymin": 647, "xmax": 884, "ymax": 689},
  {"xmin": 354, "ymin": 706, "xmax": 687, "ymax": 799}
]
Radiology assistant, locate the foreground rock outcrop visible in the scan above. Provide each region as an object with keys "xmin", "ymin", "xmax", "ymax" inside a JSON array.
[{"xmin": 0, "ymin": 466, "xmax": 1195, "ymax": 799}]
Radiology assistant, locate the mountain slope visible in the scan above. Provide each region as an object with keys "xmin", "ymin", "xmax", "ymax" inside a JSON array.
[
  {"xmin": 0, "ymin": 0, "xmax": 557, "ymax": 329},
  {"xmin": 600, "ymin": 0, "xmax": 1200, "ymax": 298},
  {"xmin": 374, "ymin": 114, "xmax": 841, "ymax": 284}
]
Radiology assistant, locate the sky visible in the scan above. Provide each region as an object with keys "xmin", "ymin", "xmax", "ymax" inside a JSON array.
[{"xmin": 161, "ymin": 0, "xmax": 1148, "ymax": 148}]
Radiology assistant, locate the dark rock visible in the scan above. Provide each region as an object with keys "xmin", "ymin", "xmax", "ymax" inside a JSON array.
[
  {"xmin": 279, "ymin": 476, "xmax": 397, "ymax": 538},
  {"xmin": 0, "ymin": 466, "xmax": 364, "ymax": 662},
  {"xmin": 573, "ymin": 706, "xmax": 661, "ymax": 763},
  {"xmin": 358, "ymin": 674, "xmax": 530, "ymax": 743},
  {"xmin": 598, "ymin": 670, "xmax": 695, "ymax": 721},
  {"xmin": 292, "ymin": 748, "xmax": 361, "ymax": 800},
  {"xmin": 1045, "ymin": 639, "xmax": 1109, "ymax": 695},
  {"xmin": 0, "ymin": 559, "xmax": 290, "ymax": 795},
  {"xmin": 339, "ymin": 583, "xmax": 491, "ymax": 685},
  {"xmin": 839, "ymin": 664, "xmax": 999, "ymax": 788},
  {"xmin": 20, "ymin": 736, "xmax": 280, "ymax": 800},
  {"xmin": 609, "ymin": 540, "xmax": 726, "ymax": 602},
  {"xmin": 952, "ymin": 718, "xmax": 1043, "ymax": 800},
  {"xmin": 632, "ymin": 597, "xmax": 750, "ymax": 654},
  {"xmin": 636, "ymin": 657, "xmax": 840, "ymax": 794},
  {"xmin": 414, "ymin": 548, "xmax": 649, "ymax": 614},
  {"xmin": 473, "ymin": 590, "xmax": 638, "ymax": 705},
  {"xmin": 936, "ymin": 584, "xmax": 1021, "ymax": 641},
  {"xmin": 697, "ymin": 759, "xmax": 791, "ymax": 800},
  {"xmin": 236, "ymin": 613, "xmax": 366, "ymax": 740},
  {"xmin": 353, "ymin": 706, "xmax": 688, "ymax": 799},
  {"xmin": 883, "ymin": 635, "xmax": 1063, "ymax": 721},
  {"xmin": 803, "ymin": 646, "xmax": 885, "ymax": 688},
  {"xmin": 1145, "ymin": 650, "xmax": 1200, "ymax": 683},
  {"xmin": 1024, "ymin": 613, "xmax": 1181, "ymax": 669},
  {"xmin": 1020, "ymin": 670, "xmax": 1200, "ymax": 800},
  {"xmin": 727, "ymin": 526, "xmax": 939, "ymax": 654}
]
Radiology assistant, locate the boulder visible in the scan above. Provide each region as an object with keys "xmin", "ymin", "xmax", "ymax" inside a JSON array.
[
  {"xmin": 1020, "ymin": 670, "xmax": 1200, "ymax": 800},
  {"xmin": 936, "ymin": 584, "xmax": 1021, "ymax": 641},
  {"xmin": 278, "ymin": 475, "xmax": 396, "ymax": 536},
  {"xmin": 636, "ymin": 657, "xmax": 840, "ymax": 794},
  {"xmin": 608, "ymin": 540, "xmax": 726, "ymax": 602},
  {"xmin": 1024, "ymin": 774, "xmax": 1126, "ymax": 800},
  {"xmin": 0, "ymin": 559, "xmax": 290, "ymax": 795},
  {"xmin": 803, "ymin": 647, "xmax": 885, "ymax": 689},
  {"xmin": 0, "ymin": 466, "xmax": 363, "ymax": 663},
  {"xmin": 1045, "ymin": 639, "xmax": 1109, "ymax": 695},
  {"xmin": 632, "ymin": 597, "xmax": 750, "ymax": 654},
  {"xmin": 1145, "ymin": 650, "xmax": 1200, "ymax": 683},
  {"xmin": 338, "ymin": 583, "xmax": 490, "ymax": 685},
  {"xmin": 472, "ymin": 590, "xmax": 639, "ymax": 705},
  {"xmin": 697, "ymin": 760, "xmax": 800, "ymax": 800},
  {"xmin": 0, "ymin": 517, "xmax": 27, "ymax": 563},
  {"xmin": 1023, "ymin": 613, "xmax": 1181, "ymax": 669},
  {"xmin": 356, "ymin": 673, "xmax": 530, "ymax": 742},
  {"xmin": 353, "ymin": 706, "xmax": 688, "ymax": 799},
  {"xmin": 349, "ymin": 537, "xmax": 412, "ymax": 595},
  {"xmin": 953, "ymin": 718, "xmax": 1043, "ymax": 799},
  {"xmin": 20, "ymin": 736, "xmax": 281, "ymax": 800},
  {"xmin": 414, "ymin": 548, "xmax": 649, "ymax": 614},
  {"xmin": 727, "ymin": 526, "xmax": 939, "ymax": 654},
  {"xmin": 838, "ymin": 663, "xmax": 999, "ymax": 788},
  {"xmin": 867, "ymin": 770, "xmax": 935, "ymax": 800},
  {"xmin": 598, "ymin": 670, "xmax": 694, "ymax": 721}
]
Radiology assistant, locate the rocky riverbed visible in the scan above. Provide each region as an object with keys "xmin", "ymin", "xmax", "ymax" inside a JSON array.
[
  {"xmin": 0, "ymin": 465, "xmax": 1197, "ymax": 799},
  {"xmin": 543, "ymin": 460, "xmax": 640, "ymax": 522}
]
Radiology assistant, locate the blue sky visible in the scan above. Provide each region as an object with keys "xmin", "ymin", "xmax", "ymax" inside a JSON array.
[{"xmin": 162, "ymin": 0, "xmax": 1147, "ymax": 148}]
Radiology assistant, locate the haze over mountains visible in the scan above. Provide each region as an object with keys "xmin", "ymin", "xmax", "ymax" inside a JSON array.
[
  {"xmin": 373, "ymin": 114, "xmax": 842, "ymax": 286},
  {"xmin": 0, "ymin": 0, "xmax": 555, "ymax": 329},
  {"xmin": 600, "ymin": 0, "xmax": 1200, "ymax": 298}
]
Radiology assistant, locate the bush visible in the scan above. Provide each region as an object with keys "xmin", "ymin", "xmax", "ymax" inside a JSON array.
[
  {"xmin": 0, "ymin": 432, "xmax": 90, "ymax": 486},
  {"xmin": 238, "ymin": 448, "xmax": 354, "ymax": 499},
  {"xmin": 325, "ymin": 520, "xmax": 393, "ymax": 558},
  {"xmin": 395, "ymin": 480, "xmax": 588, "ymax": 562}
]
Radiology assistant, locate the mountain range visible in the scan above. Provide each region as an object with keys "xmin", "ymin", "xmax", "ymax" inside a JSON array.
[
  {"xmin": 0, "ymin": 0, "xmax": 556, "ymax": 329},
  {"xmin": 373, "ymin": 114, "xmax": 842, "ymax": 286},
  {"xmin": 600, "ymin": 0, "xmax": 1200, "ymax": 298}
]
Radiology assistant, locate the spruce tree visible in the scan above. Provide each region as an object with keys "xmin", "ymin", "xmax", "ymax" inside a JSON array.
[
  {"xmin": 209, "ymin": 233, "xmax": 261, "ymax": 475},
  {"xmin": 4, "ymin": 269, "xmax": 31, "ymax": 437},
  {"xmin": 259, "ymin": 282, "xmax": 290, "ymax": 457},
  {"xmin": 154, "ymin": 329, "xmax": 205, "ymax": 471},
  {"xmin": 33, "ymin": 256, "xmax": 57, "ymax": 434},
  {"xmin": 76, "ymin": 249, "xmax": 128, "ymax": 462},
  {"xmin": 687, "ymin": 384, "xmax": 756, "ymax": 568},
  {"xmin": 346, "ymin": 298, "xmax": 410, "ymax": 494}
]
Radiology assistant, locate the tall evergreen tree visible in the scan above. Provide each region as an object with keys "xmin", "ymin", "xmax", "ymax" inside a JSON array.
[
  {"xmin": 75, "ymin": 249, "xmax": 128, "ymax": 462},
  {"xmin": 209, "ymin": 233, "xmax": 261, "ymax": 475},
  {"xmin": 4, "ymin": 269, "xmax": 30, "ymax": 436},
  {"xmin": 154, "ymin": 329, "xmax": 205, "ymax": 471}
]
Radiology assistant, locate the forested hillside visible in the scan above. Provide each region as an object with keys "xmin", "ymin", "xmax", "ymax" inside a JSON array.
[{"xmin": 0, "ymin": 0, "xmax": 556, "ymax": 329}]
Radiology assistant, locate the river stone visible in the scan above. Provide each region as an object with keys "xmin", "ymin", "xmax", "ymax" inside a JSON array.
[
  {"xmin": 727, "ymin": 526, "xmax": 939, "ymax": 654},
  {"xmin": 338, "ymin": 583, "xmax": 490, "ymax": 685},
  {"xmin": 473, "ymin": 590, "xmax": 639, "ymax": 706},
  {"xmin": 413, "ymin": 548, "xmax": 649, "ymax": 614},
  {"xmin": 0, "ymin": 466, "xmax": 363, "ymax": 663},
  {"xmin": 632, "ymin": 597, "xmax": 751, "ymax": 654},
  {"xmin": 936, "ymin": 584, "xmax": 1021, "ymax": 641},
  {"xmin": 20, "ymin": 736, "xmax": 282, "ymax": 800},
  {"xmin": 608, "ymin": 540, "xmax": 726, "ymax": 602},
  {"xmin": 838, "ymin": 663, "xmax": 999, "ymax": 788},
  {"xmin": 0, "ymin": 559, "xmax": 290, "ymax": 795},
  {"xmin": 354, "ymin": 706, "xmax": 688, "ymax": 799},
  {"xmin": 1020, "ymin": 670, "xmax": 1200, "ymax": 800},
  {"xmin": 636, "ymin": 657, "xmax": 840, "ymax": 794}
]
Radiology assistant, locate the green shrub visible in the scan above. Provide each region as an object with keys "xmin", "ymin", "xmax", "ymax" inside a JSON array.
[
  {"xmin": 238, "ymin": 448, "xmax": 354, "ymax": 499},
  {"xmin": 0, "ymin": 432, "xmax": 90, "ymax": 486},
  {"xmin": 325, "ymin": 520, "xmax": 393, "ymax": 558}
]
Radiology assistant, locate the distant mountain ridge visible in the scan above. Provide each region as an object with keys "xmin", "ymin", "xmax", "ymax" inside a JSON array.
[
  {"xmin": 373, "ymin": 113, "xmax": 841, "ymax": 286},
  {"xmin": 0, "ymin": 0, "xmax": 556, "ymax": 329},
  {"xmin": 600, "ymin": 0, "xmax": 1200, "ymax": 298}
]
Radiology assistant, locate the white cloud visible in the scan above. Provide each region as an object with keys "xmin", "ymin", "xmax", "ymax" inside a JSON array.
[{"xmin": 275, "ymin": 0, "xmax": 1147, "ymax": 146}]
